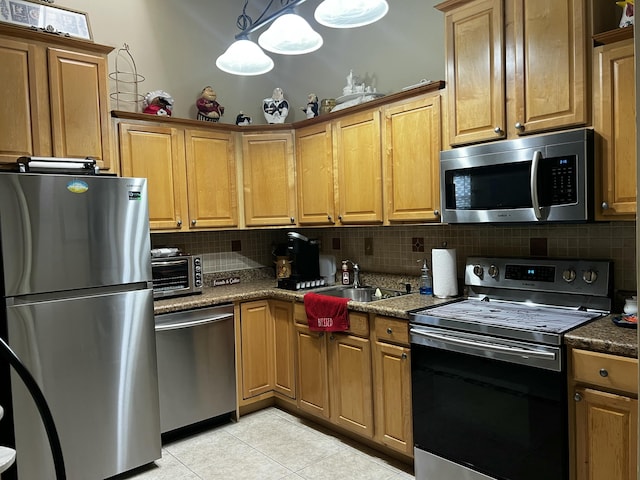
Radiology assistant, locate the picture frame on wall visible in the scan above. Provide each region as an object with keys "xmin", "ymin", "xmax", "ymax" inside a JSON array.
[{"xmin": 0, "ymin": 0, "xmax": 92, "ymax": 40}]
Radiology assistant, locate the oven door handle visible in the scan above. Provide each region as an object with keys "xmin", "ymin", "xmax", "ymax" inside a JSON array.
[
  {"xmin": 152, "ymin": 259, "xmax": 187, "ymax": 266},
  {"xmin": 410, "ymin": 328, "xmax": 557, "ymax": 360},
  {"xmin": 530, "ymin": 150, "xmax": 543, "ymax": 220}
]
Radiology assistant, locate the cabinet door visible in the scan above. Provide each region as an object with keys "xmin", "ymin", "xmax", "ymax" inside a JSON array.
[
  {"xmin": 441, "ymin": 0, "xmax": 505, "ymax": 146},
  {"xmin": 48, "ymin": 48, "xmax": 112, "ymax": 170},
  {"xmin": 119, "ymin": 123, "xmax": 187, "ymax": 231},
  {"xmin": 373, "ymin": 341, "xmax": 412, "ymax": 455},
  {"xmin": 593, "ymin": 39, "xmax": 636, "ymax": 220},
  {"xmin": 334, "ymin": 109, "xmax": 383, "ymax": 224},
  {"xmin": 242, "ymin": 132, "xmax": 296, "ymax": 227},
  {"xmin": 295, "ymin": 323, "xmax": 330, "ymax": 418},
  {"xmin": 0, "ymin": 36, "xmax": 49, "ymax": 163},
  {"xmin": 271, "ymin": 300, "xmax": 295, "ymax": 399},
  {"xmin": 240, "ymin": 301, "xmax": 274, "ymax": 399},
  {"xmin": 328, "ymin": 331, "xmax": 374, "ymax": 438},
  {"xmin": 574, "ymin": 387, "xmax": 638, "ymax": 480},
  {"xmin": 184, "ymin": 129, "xmax": 238, "ymax": 229},
  {"xmin": 296, "ymin": 122, "xmax": 336, "ymax": 225},
  {"xmin": 384, "ymin": 94, "xmax": 442, "ymax": 223},
  {"xmin": 510, "ymin": 0, "xmax": 587, "ymax": 136}
]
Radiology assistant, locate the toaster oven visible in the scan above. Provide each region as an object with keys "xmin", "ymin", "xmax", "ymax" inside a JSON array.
[{"xmin": 151, "ymin": 254, "xmax": 203, "ymax": 299}]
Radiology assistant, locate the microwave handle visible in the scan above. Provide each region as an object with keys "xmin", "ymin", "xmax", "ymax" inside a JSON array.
[{"xmin": 530, "ymin": 150, "xmax": 543, "ymax": 220}]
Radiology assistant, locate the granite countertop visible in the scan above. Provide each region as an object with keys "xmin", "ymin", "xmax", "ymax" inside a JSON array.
[
  {"xmin": 565, "ymin": 315, "xmax": 637, "ymax": 358},
  {"xmin": 154, "ymin": 279, "xmax": 637, "ymax": 359},
  {"xmin": 154, "ymin": 279, "xmax": 453, "ymax": 319}
]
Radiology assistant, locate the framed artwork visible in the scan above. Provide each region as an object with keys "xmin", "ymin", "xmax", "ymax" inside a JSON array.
[{"xmin": 0, "ymin": 0, "xmax": 92, "ymax": 40}]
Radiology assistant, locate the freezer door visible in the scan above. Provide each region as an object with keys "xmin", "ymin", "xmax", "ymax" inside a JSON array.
[
  {"xmin": 6, "ymin": 288, "xmax": 160, "ymax": 480},
  {"xmin": 0, "ymin": 172, "xmax": 151, "ymax": 297}
]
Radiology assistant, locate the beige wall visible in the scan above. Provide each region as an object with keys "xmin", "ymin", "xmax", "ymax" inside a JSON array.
[{"xmin": 57, "ymin": 0, "xmax": 445, "ymax": 122}]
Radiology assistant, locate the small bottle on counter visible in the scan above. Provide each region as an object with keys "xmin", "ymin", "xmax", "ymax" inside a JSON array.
[
  {"xmin": 341, "ymin": 260, "xmax": 350, "ymax": 285},
  {"xmin": 418, "ymin": 259, "xmax": 432, "ymax": 295}
]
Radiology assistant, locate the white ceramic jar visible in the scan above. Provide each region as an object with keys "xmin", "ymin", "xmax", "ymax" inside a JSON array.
[{"xmin": 623, "ymin": 296, "xmax": 638, "ymax": 315}]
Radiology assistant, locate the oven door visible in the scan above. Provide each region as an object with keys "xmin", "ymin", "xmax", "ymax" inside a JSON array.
[{"xmin": 410, "ymin": 325, "xmax": 568, "ymax": 480}]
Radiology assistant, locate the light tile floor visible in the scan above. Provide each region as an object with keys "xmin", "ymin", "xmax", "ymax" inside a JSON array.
[{"xmin": 119, "ymin": 407, "xmax": 415, "ymax": 480}]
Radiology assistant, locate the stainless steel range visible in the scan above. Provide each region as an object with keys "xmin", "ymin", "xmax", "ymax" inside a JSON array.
[{"xmin": 410, "ymin": 256, "xmax": 612, "ymax": 480}]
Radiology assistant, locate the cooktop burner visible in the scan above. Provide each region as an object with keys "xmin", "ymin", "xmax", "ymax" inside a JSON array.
[{"xmin": 411, "ymin": 256, "xmax": 613, "ymax": 345}]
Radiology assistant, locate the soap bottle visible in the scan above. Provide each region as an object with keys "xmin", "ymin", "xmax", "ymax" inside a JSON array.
[
  {"xmin": 418, "ymin": 259, "xmax": 432, "ymax": 295},
  {"xmin": 341, "ymin": 261, "xmax": 351, "ymax": 285}
]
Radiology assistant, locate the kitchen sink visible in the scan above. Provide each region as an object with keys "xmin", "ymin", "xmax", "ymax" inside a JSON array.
[{"xmin": 314, "ymin": 286, "xmax": 407, "ymax": 302}]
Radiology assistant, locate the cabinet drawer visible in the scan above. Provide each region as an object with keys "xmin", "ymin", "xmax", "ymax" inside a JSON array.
[
  {"xmin": 572, "ymin": 349, "xmax": 638, "ymax": 395},
  {"xmin": 294, "ymin": 303, "xmax": 368, "ymax": 337},
  {"xmin": 374, "ymin": 316, "xmax": 409, "ymax": 345}
]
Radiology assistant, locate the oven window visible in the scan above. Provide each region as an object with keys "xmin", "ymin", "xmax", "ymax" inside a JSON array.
[{"xmin": 412, "ymin": 344, "xmax": 568, "ymax": 480}]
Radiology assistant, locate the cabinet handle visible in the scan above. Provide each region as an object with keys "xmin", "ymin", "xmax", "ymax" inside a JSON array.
[
  {"xmin": 387, "ymin": 327, "xmax": 393, "ymax": 334},
  {"xmin": 191, "ymin": 219, "xmax": 197, "ymax": 226},
  {"xmin": 434, "ymin": 210, "xmax": 440, "ymax": 217},
  {"xmin": 329, "ymin": 334, "xmax": 335, "ymax": 341},
  {"xmin": 494, "ymin": 126, "xmax": 503, "ymax": 135},
  {"xmin": 290, "ymin": 217, "xmax": 295, "ymax": 224},
  {"xmin": 401, "ymin": 353, "xmax": 408, "ymax": 360},
  {"xmin": 515, "ymin": 122, "xmax": 525, "ymax": 131},
  {"xmin": 599, "ymin": 368, "xmax": 609, "ymax": 377},
  {"xmin": 338, "ymin": 215, "xmax": 343, "ymax": 221},
  {"xmin": 601, "ymin": 202, "xmax": 609, "ymax": 210},
  {"xmin": 574, "ymin": 392, "xmax": 583, "ymax": 402},
  {"xmin": 177, "ymin": 219, "xmax": 182, "ymax": 227},
  {"xmin": 327, "ymin": 215, "xmax": 332, "ymax": 222}
]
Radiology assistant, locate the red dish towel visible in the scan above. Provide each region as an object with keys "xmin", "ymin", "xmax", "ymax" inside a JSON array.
[{"xmin": 304, "ymin": 292, "xmax": 350, "ymax": 332}]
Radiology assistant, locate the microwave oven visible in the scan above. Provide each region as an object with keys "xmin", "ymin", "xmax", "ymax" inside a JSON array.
[
  {"xmin": 440, "ymin": 128, "xmax": 594, "ymax": 224},
  {"xmin": 151, "ymin": 254, "xmax": 203, "ymax": 299}
]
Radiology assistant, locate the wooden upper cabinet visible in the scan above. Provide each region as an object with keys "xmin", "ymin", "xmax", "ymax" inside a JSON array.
[
  {"xmin": 593, "ymin": 38, "xmax": 636, "ymax": 220},
  {"xmin": 242, "ymin": 132, "xmax": 297, "ymax": 227},
  {"xmin": 437, "ymin": 0, "xmax": 588, "ymax": 146},
  {"xmin": 439, "ymin": 0, "xmax": 505, "ymax": 146},
  {"xmin": 334, "ymin": 109, "xmax": 383, "ymax": 224},
  {"xmin": 119, "ymin": 123, "xmax": 187, "ymax": 231},
  {"xmin": 508, "ymin": 0, "xmax": 587, "ymax": 137},
  {"xmin": 184, "ymin": 129, "xmax": 238, "ymax": 229},
  {"xmin": 383, "ymin": 93, "xmax": 442, "ymax": 223},
  {"xmin": 0, "ymin": 25, "xmax": 113, "ymax": 169},
  {"xmin": 296, "ymin": 123, "xmax": 336, "ymax": 226},
  {"xmin": 48, "ymin": 48, "xmax": 112, "ymax": 168}
]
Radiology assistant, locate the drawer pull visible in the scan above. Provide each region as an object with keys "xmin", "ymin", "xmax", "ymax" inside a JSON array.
[
  {"xmin": 574, "ymin": 392, "xmax": 583, "ymax": 402},
  {"xmin": 387, "ymin": 327, "xmax": 393, "ymax": 334},
  {"xmin": 599, "ymin": 368, "xmax": 609, "ymax": 378},
  {"xmin": 401, "ymin": 353, "xmax": 407, "ymax": 360}
]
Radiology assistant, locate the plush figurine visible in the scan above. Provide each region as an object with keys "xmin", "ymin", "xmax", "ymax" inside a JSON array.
[
  {"xmin": 301, "ymin": 93, "xmax": 319, "ymax": 119},
  {"xmin": 196, "ymin": 86, "xmax": 224, "ymax": 122},
  {"xmin": 263, "ymin": 87, "xmax": 289, "ymax": 124},
  {"xmin": 235, "ymin": 111, "xmax": 252, "ymax": 126},
  {"xmin": 143, "ymin": 90, "xmax": 173, "ymax": 116},
  {"xmin": 617, "ymin": 0, "xmax": 634, "ymax": 27}
]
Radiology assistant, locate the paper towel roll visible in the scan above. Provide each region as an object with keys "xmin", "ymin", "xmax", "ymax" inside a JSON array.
[{"xmin": 432, "ymin": 248, "xmax": 458, "ymax": 298}]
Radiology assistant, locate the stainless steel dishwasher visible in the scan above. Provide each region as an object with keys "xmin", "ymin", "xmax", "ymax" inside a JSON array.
[{"xmin": 155, "ymin": 304, "xmax": 236, "ymax": 434}]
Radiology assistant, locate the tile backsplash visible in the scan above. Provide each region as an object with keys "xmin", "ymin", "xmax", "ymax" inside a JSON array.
[{"xmin": 152, "ymin": 221, "xmax": 637, "ymax": 293}]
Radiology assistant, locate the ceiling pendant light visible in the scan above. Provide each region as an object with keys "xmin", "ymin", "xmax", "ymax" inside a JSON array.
[
  {"xmin": 258, "ymin": 13, "xmax": 323, "ymax": 55},
  {"xmin": 215, "ymin": 39, "xmax": 274, "ymax": 76},
  {"xmin": 314, "ymin": 0, "xmax": 389, "ymax": 28}
]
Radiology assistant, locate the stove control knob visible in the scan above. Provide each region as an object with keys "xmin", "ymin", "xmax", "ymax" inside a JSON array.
[
  {"xmin": 562, "ymin": 269, "xmax": 576, "ymax": 283},
  {"xmin": 473, "ymin": 265, "xmax": 484, "ymax": 278},
  {"xmin": 583, "ymin": 270, "xmax": 598, "ymax": 284},
  {"xmin": 488, "ymin": 265, "xmax": 499, "ymax": 278}
]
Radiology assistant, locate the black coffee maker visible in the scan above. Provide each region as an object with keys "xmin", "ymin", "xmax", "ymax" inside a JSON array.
[{"xmin": 277, "ymin": 232, "xmax": 321, "ymax": 290}]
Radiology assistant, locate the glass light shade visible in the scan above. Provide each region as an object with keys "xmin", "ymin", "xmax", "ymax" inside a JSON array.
[
  {"xmin": 314, "ymin": 0, "xmax": 389, "ymax": 28},
  {"xmin": 216, "ymin": 39, "xmax": 274, "ymax": 76},
  {"xmin": 258, "ymin": 13, "xmax": 323, "ymax": 55}
]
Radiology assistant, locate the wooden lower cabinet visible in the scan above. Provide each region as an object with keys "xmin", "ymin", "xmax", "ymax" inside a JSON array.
[
  {"xmin": 570, "ymin": 348, "xmax": 638, "ymax": 480},
  {"xmin": 239, "ymin": 300, "xmax": 295, "ymax": 403},
  {"xmin": 574, "ymin": 387, "xmax": 637, "ymax": 480},
  {"xmin": 372, "ymin": 316, "xmax": 413, "ymax": 456},
  {"xmin": 294, "ymin": 305, "xmax": 374, "ymax": 437}
]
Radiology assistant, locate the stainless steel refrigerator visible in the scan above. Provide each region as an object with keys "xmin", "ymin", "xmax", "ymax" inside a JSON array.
[{"xmin": 0, "ymin": 171, "xmax": 161, "ymax": 480}]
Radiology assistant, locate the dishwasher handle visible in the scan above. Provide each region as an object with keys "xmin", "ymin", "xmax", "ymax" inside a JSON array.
[{"xmin": 155, "ymin": 312, "xmax": 234, "ymax": 332}]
